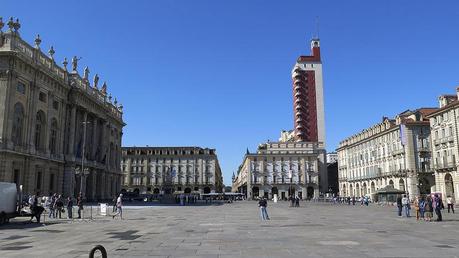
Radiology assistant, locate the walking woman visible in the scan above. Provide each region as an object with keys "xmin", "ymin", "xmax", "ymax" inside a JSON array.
[{"xmin": 425, "ymin": 196, "xmax": 433, "ymax": 222}]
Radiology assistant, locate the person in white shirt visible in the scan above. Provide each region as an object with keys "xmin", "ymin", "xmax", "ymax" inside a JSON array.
[
  {"xmin": 446, "ymin": 196, "xmax": 455, "ymax": 214},
  {"xmin": 401, "ymin": 195, "xmax": 410, "ymax": 217},
  {"xmin": 112, "ymin": 194, "xmax": 123, "ymax": 219}
]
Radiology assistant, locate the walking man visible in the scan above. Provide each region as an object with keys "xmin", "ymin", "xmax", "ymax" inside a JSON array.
[
  {"xmin": 402, "ymin": 194, "xmax": 410, "ymax": 217},
  {"xmin": 67, "ymin": 196, "xmax": 73, "ymax": 219},
  {"xmin": 77, "ymin": 192, "xmax": 84, "ymax": 219},
  {"xmin": 447, "ymin": 195, "xmax": 455, "ymax": 213},
  {"xmin": 112, "ymin": 193, "xmax": 123, "ymax": 219},
  {"xmin": 396, "ymin": 195, "xmax": 403, "ymax": 217},
  {"xmin": 258, "ymin": 197, "xmax": 270, "ymax": 221},
  {"xmin": 435, "ymin": 194, "xmax": 444, "ymax": 222}
]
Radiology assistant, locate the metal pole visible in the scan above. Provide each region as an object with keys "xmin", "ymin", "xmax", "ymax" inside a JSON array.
[{"xmin": 80, "ymin": 117, "xmax": 87, "ymax": 197}]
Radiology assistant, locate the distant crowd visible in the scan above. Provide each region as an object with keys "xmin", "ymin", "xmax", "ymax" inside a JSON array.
[{"xmin": 24, "ymin": 192, "xmax": 124, "ymax": 223}]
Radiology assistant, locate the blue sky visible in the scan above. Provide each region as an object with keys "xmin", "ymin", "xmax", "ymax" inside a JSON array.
[{"xmin": 3, "ymin": 1, "xmax": 459, "ymax": 185}]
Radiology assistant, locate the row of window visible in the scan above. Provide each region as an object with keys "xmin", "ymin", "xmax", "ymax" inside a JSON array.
[
  {"xmin": 17, "ymin": 83, "xmax": 60, "ymax": 111},
  {"xmin": 11, "ymin": 103, "xmax": 59, "ymax": 154},
  {"xmin": 128, "ymin": 176, "xmax": 211, "ymax": 186}
]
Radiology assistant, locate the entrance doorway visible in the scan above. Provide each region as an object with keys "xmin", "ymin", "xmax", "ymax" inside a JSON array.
[
  {"xmin": 307, "ymin": 187, "xmax": 314, "ymax": 199},
  {"xmin": 252, "ymin": 186, "xmax": 259, "ymax": 198},
  {"xmin": 445, "ymin": 173, "xmax": 455, "ymax": 197},
  {"xmin": 204, "ymin": 187, "xmax": 211, "ymax": 194}
]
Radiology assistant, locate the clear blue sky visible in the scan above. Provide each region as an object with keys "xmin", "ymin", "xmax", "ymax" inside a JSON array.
[{"xmin": 4, "ymin": 1, "xmax": 459, "ymax": 185}]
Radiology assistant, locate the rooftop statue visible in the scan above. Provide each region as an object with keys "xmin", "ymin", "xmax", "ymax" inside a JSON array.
[{"xmin": 71, "ymin": 56, "xmax": 82, "ymax": 72}]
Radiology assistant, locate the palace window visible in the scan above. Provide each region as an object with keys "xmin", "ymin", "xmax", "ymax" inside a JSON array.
[
  {"xmin": 39, "ymin": 92, "xmax": 47, "ymax": 103},
  {"xmin": 11, "ymin": 103, "xmax": 25, "ymax": 146},
  {"xmin": 17, "ymin": 82, "xmax": 26, "ymax": 94},
  {"xmin": 34, "ymin": 111, "xmax": 46, "ymax": 151},
  {"xmin": 49, "ymin": 119, "xmax": 58, "ymax": 154}
]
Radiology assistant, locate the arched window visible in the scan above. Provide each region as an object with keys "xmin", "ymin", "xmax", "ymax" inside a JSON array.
[
  {"xmin": 35, "ymin": 111, "xmax": 46, "ymax": 151},
  {"xmin": 49, "ymin": 118, "xmax": 58, "ymax": 154},
  {"xmin": 11, "ymin": 103, "xmax": 25, "ymax": 146}
]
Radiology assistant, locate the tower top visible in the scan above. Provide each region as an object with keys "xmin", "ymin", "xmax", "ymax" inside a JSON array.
[{"xmin": 311, "ymin": 38, "xmax": 320, "ymax": 49}]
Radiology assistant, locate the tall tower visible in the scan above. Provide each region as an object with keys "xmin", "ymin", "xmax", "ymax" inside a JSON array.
[{"xmin": 292, "ymin": 38, "xmax": 325, "ymax": 146}]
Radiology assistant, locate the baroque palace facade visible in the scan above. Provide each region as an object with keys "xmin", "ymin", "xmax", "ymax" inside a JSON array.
[
  {"xmin": 426, "ymin": 89, "xmax": 459, "ymax": 203},
  {"xmin": 337, "ymin": 108, "xmax": 437, "ymax": 199},
  {"xmin": 0, "ymin": 18, "xmax": 125, "ymax": 200},
  {"xmin": 121, "ymin": 147, "xmax": 223, "ymax": 195}
]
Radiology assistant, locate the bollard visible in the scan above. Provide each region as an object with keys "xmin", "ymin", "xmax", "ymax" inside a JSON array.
[
  {"xmin": 89, "ymin": 245, "xmax": 107, "ymax": 258},
  {"xmin": 90, "ymin": 205, "xmax": 93, "ymax": 220}
]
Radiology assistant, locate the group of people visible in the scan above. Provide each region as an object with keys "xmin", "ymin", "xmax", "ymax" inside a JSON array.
[
  {"xmin": 396, "ymin": 194, "xmax": 453, "ymax": 222},
  {"xmin": 335, "ymin": 196, "xmax": 370, "ymax": 206},
  {"xmin": 290, "ymin": 196, "xmax": 301, "ymax": 207},
  {"xmin": 27, "ymin": 192, "xmax": 85, "ymax": 222}
]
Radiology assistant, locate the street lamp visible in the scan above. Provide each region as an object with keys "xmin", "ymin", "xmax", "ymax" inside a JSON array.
[
  {"xmin": 76, "ymin": 117, "xmax": 91, "ymax": 198},
  {"xmin": 75, "ymin": 166, "xmax": 90, "ymax": 197}
]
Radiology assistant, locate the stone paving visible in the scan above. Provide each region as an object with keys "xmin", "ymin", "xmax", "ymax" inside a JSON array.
[{"xmin": 1, "ymin": 201, "xmax": 459, "ymax": 258}]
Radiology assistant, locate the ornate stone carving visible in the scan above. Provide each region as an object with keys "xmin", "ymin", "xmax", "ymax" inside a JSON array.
[
  {"xmin": 13, "ymin": 18, "xmax": 20, "ymax": 32},
  {"xmin": 101, "ymin": 82, "xmax": 107, "ymax": 95},
  {"xmin": 71, "ymin": 56, "xmax": 81, "ymax": 72},
  {"xmin": 83, "ymin": 66, "xmax": 90, "ymax": 80},
  {"xmin": 34, "ymin": 34, "xmax": 41, "ymax": 48},
  {"xmin": 48, "ymin": 46, "xmax": 55, "ymax": 60},
  {"xmin": 7, "ymin": 18, "xmax": 14, "ymax": 32},
  {"xmin": 93, "ymin": 74, "xmax": 99, "ymax": 89},
  {"xmin": 62, "ymin": 57, "xmax": 68, "ymax": 71}
]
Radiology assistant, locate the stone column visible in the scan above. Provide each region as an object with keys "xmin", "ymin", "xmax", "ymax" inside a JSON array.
[
  {"xmin": 68, "ymin": 106, "xmax": 77, "ymax": 155},
  {"xmin": 405, "ymin": 126, "xmax": 419, "ymax": 197},
  {"xmin": 90, "ymin": 170, "xmax": 97, "ymax": 200},
  {"xmin": 99, "ymin": 120, "xmax": 107, "ymax": 163},
  {"xmin": 91, "ymin": 117, "xmax": 98, "ymax": 161}
]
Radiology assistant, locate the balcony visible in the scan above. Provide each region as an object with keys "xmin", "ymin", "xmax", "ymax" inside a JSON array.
[
  {"xmin": 434, "ymin": 162, "xmax": 457, "ymax": 171},
  {"xmin": 418, "ymin": 147, "xmax": 430, "ymax": 153}
]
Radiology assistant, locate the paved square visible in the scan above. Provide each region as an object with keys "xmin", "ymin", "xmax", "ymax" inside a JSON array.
[{"xmin": 1, "ymin": 201, "xmax": 459, "ymax": 258}]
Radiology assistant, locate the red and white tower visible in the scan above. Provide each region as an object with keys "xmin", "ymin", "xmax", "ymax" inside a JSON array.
[{"xmin": 292, "ymin": 38, "xmax": 325, "ymax": 146}]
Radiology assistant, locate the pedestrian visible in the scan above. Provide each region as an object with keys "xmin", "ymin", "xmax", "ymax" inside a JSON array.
[
  {"xmin": 112, "ymin": 195, "xmax": 117, "ymax": 213},
  {"xmin": 425, "ymin": 196, "xmax": 433, "ymax": 222},
  {"xmin": 446, "ymin": 195, "xmax": 455, "ymax": 213},
  {"xmin": 295, "ymin": 196, "xmax": 300, "ymax": 207},
  {"xmin": 402, "ymin": 194, "xmax": 410, "ymax": 217},
  {"xmin": 434, "ymin": 194, "xmax": 444, "ymax": 222},
  {"xmin": 112, "ymin": 193, "xmax": 123, "ymax": 219},
  {"xmin": 48, "ymin": 193, "xmax": 56, "ymax": 219},
  {"xmin": 30, "ymin": 192, "xmax": 44, "ymax": 223},
  {"xmin": 352, "ymin": 196, "xmax": 356, "ymax": 205},
  {"xmin": 290, "ymin": 196, "xmax": 295, "ymax": 207},
  {"xmin": 396, "ymin": 195, "xmax": 403, "ymax": 217},
  {"xmin": 67, "ymin": 196, "xmax": 73, "ymax": 219},
  {"xmin": 55, "ymin": 195, "xmax": 64, "ymax": 219},
  {"xmin": 258, "ymin": 197, "xmax": 269, "ymax": 221},
  {"xmin": 419, "ymin": 195, "xmax": 426, "ymax": 220},
  {"xmin": 364, "ymin": 196, "xmax": 369, "ymax": 206},
  {"xmin": 77, "ymin": 192, "xmax": 84, "ymax": 219},
  {"xmin": 414, "ymin": 196, "xmax": 420, "ymax": 220}
]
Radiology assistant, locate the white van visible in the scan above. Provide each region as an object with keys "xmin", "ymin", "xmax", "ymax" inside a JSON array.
[{"xmin": 0, "ymin": 182, "xmax": 18, "ymax": 225}]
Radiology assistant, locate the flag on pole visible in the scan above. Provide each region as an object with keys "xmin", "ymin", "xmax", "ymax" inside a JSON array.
[{"xmin": 399, "ymin": 124, "xmax": 406, "ymax": 146}]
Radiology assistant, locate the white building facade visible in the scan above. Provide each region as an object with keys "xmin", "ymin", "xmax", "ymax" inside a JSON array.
[
  {"xmin": 121, "ymin": 147, "xmax": 223, "ymax": 195},
  {"xmin": 232, "ymin": 141, "xmax": 326, "ymax": 200},
  {"xmin": 337, "ymin": 109, "xmax": 437, "ymax": 199},
  {"xmin": 427, "ymin": 91, "xmax": 459, "ymax": 203}
]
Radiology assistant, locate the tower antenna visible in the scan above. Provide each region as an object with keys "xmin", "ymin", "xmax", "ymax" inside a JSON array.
[{"xmin": 315, "ymin": 16, "xmax": 320, "ymax": 39}]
